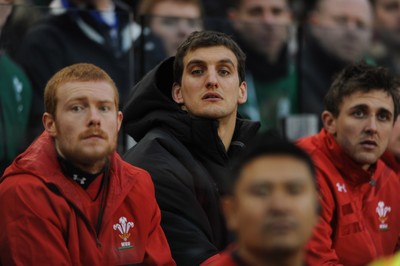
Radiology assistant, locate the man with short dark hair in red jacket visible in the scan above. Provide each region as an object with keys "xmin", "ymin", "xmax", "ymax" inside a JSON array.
[{"xmin": 297, "ymin": 63, "xmax": 400, "ymax": 266}]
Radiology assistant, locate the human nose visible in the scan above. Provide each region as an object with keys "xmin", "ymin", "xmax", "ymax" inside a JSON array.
[
  {"xmin": 205, "ymin": 69, "xmax": 219, "ymax": 89},
  {"xmin": 88, "ymin": 107, "xmax": 101, "ymax": 127},
  {"xmin": 177, "ymin": 19, "xmax": 194, "ymax": 36},
  {"xmin": 365, "ymin": 116, "xmax": 378, "ymax": 134},
  {"xmin": 268, "ymin": 191, "xmax": 291, "ymax": 214}
]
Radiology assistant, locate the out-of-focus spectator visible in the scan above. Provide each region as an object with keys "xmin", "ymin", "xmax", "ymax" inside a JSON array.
[
  {"xmin": 16, "ymin": 0, "xmax": 135, "ymax": 143},
  {"xmin": 0, "ymin": 0, "xmax": 44, "ymax": 61},
  {"xmin": 213, "ymin": 133, "xmax": 319, "ymax": 266},
  {"xmin": 0, "ymin": 0, "xmax": 32, "ymax": 175},
  {"xmin": 382, "ymin": 114, "xmax": 400, "ymax": 173},
  {"xmin": 228, "ymin": 0, "xmax": 297, "ymax": 132},
  {"xmin": 370, "ymin": 0, "xmax": 400, "ymax": 76},
  {"xmin": 300, "ymin": 0, "xmax": 373, "ymax": 127},
  {"xmin": 133, "ymin": 0, "xmax": 203, "ymax": 81},
  {"xmin": 137, "ymin": 0, "xmax": 203, "ymax": 57},
  {"xmin": 381, "ymin": 83, "xmax": 400, "ymax": 173}
]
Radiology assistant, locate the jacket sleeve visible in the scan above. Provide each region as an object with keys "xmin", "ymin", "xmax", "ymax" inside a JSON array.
[
  {"xmin": 0, "ymin": 176, "xmax": 72, "ymax": 265},
  {"xmin": 306, "ymin": 169, "xmax": 344, "ymax": 266},
  {"xmin": 142, "ymin": 176, "xmax": 176, "ymax": 266}
]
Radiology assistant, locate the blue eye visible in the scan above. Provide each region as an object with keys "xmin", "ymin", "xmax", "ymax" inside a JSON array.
[{"xmin": 99, "ymin": 106, "xmax": 111, "ymax": 112}]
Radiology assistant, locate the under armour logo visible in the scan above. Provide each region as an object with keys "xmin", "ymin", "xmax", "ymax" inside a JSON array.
[
  {"xmin": 73, "ymin": 174, "xmax": 86, "ymax": 185},
  {"xmin": 336, "ymin": 182, "xmax": 347, "ymax": 193}
]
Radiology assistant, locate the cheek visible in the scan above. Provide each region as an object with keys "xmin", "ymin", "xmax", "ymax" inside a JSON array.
[{"xmin": 237, "ymin": 198, "xmax": 265, "ymax": 222}]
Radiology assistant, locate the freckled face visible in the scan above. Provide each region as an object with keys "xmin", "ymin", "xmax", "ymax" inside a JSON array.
[{"xmin": 45, "ymin": 81, "xmax": 122, "ymax": 170}]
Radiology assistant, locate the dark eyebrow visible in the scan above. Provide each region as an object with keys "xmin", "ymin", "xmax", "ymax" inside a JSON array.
[
  {"xmin": 186, "ymin": 59, "xmax": 205, "ymax": 69},
  {"xmin": 349, "ymin": 104, "xmax": 368, "ymax": 111},
  {"xmin": 218, "ymin": 58, "xmax": 235, "ymax": 67},
  {"xmin": 186, "ymin": 58, "xmax": 235, "ymax": 69}
]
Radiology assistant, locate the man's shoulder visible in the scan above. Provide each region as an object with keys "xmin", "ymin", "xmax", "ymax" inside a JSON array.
[
  {"xmin": 0, "ymin": 173, "xmax": 61, "ymax": 211},
  {"xmin": 296, "ymin": 134, "xmax": 321, "ymax": 156},
  {"xmin": 124, "ymin": 128, "xmax": 193, "ymax": 164}
]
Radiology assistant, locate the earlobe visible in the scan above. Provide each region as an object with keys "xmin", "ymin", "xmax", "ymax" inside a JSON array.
[
  {"xmin": 171, "ymin": 82, "xmax": 184, "ymax": 104},
  {"xmin": 238, "ymin": 81, "xmax": 247, "ymax": 104},
  {"xmin": 322, "ymin": 111, "xmax": 336, "ymax": 134},
  {"xmin": 43, "ymin": 112, "xmax": 57, "ymax": 137},
  {"xmin": 117, "ymin": 111, "xmax": 123, "ymax": 132}
]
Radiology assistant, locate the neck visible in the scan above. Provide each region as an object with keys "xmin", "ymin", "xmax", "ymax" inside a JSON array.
[
  {"xmin": 238, "ymin": 246, "xmax": 305, "ymax": 266},
  {"xmin": 217, "ymin": 114, "xmax": 237, "ymax": 151}
]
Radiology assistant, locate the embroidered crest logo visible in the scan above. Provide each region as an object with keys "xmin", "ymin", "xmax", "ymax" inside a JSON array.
[
  {"xmin": 376, "ymin": 201, "xmax": 391, "ymax": 231},
  {"xmin": 336, "ymin": 182, "xmax": 347, "ymax": 193},
  {"xmin": 72, "ymin": 174, "xmax": 86, "ymax": 185},
  {"xmin": 113, "ymin": 216, "xmax": 134, "ymax": 249}
]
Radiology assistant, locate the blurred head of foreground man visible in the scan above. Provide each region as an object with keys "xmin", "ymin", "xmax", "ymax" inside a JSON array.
[
  {"xmin": 0, "ymin": 63, "xmax": 175, "ymax": 265},
  {"xmin": 296, "ymin": 63, "xmax": 400, "ymax": 265},
  {"xmin": 122, "ymin": 30, "xmax": 260, "ymax": 265},
  {"xmin": 213, "ymin": 133, "xmax": 319, "ymax": 266}
]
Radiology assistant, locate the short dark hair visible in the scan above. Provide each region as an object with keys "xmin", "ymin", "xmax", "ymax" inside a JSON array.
[
  {"xmin": 324, "ymin": 62, "xmax": 400, "ymax": 119},
  {"xmin": 173, "ymin": 30, "xmax": 246, "ymax": 85},
  {"xmin": 229, "ymin": 132, "xmax": 316, "ymax": 194}
]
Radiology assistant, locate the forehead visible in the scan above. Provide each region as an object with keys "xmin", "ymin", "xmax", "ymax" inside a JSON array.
[
  {"xmin": 238, "ymin": 155, "xmax": 313, "ymax": 186},
  {"xmin": 339, "ymin": 89, "xmax": 394, "ymax": 112},
  {"xmin": 238, "ymin": 0, "xmax": 289, "ymax": 10},
  {"xmin": 318, "ymin": 0, "xmax": 372, "ymax": 19},
  {"xmin": 151, "ymin": 1, "xmax": 201, "ymax": 17},
  {"xmin": 57, "ymin": 81, "xmax": 116, "ymax": 102},
  {"xmin": 183, "ymin": 46, "xmax": 238, "ymax": 67}
]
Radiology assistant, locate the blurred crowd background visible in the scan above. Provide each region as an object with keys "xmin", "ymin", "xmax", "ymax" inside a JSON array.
[{"xmin": 1, "ymin": 0, "xmax": 398, "ymax": 174}]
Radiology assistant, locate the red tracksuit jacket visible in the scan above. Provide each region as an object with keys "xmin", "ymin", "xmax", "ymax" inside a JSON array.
[
  {"xmin": 297, "ymin": 129, "xmax": 400, "ymax": 266},
  {"xmin": 0, "ymin": 132, "xmax": 175, "ymax": 265}
]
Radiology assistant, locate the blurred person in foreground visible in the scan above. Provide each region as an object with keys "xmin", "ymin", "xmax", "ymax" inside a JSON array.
[
  {"xmin": 301, "ymin": 0, "xmax": 374, "ymax": 127},
  {"xmin": 297, "ymin": 63, "xmax": 400, "ymax": 265},
  {"xmin": 0, "ymin": 63, "xmax": 175, "ymax": 265},
  {"xmin": 228, "ymin": 0, "xmax": 297, "ymax": 131},
  {"xmin": 0, "ymin": 0, "xmax": 32, "ymax": 175},
  {"xmin": 123, "ymin": 30, "xmax": 260, "ymax": 265},
  {"xmin": 212, "ymin": 133, "xmax": 319, "ymax": 266}
]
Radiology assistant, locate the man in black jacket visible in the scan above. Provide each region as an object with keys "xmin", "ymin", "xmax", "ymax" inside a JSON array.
[{"xmin": 123, "ymin": 31, "xmax": 260, "ymax": 265}]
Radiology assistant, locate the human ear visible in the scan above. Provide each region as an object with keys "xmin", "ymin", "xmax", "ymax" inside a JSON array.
[
  {"xmin": 237, "ymin": 81, "xmax": 247, "ymax": 105},
  {"xmin": 43, "ymin": 112, "xmax": 57, "ymax": 137},
  {"xmin": 117, "ymin": 111, "xmax": 123, "ymax": 132},
  {"xmin": 171, "ymin": 82, "xmax": 184, "ymax": 104},
  {"xmin": 221, "ymin": 196, "xmax": 238, "ymax": 231},
  {"xmin": 322, "ymin": 111, "xmax": 336, "ymax": 135}
]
